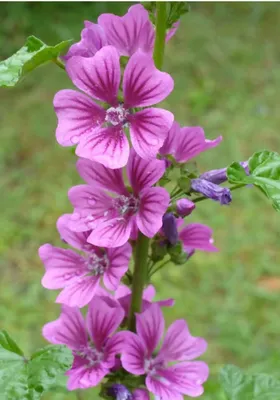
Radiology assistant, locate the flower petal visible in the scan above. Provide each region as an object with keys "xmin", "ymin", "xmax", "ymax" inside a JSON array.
[
  {"xmin": 76, "ymin": 126, "xmax": 129, "ymax": 169},
  {"xmin": 66, "ymin": 364, "xmax": 108, "ymax": 390},
  {"xmin": 56, "ymin": 214, "xmax": 91, "ymax": 251},
  {"xmin": 136, "ymin": 304, "xmax": 164, "ymax": 357},
  {"xmin": 86, "ymin": 297, "xmax": 124, "ymax": 350},
  {"xmin": 56, "ymin": 275, "xmax": 100, "ymax": 308},
  {"xmin": 143, "ymin": 284, "xmax": 156, "ymax": 302},
  {"xmin": 179, "ymin": 223, "xmax": 218, "ymax": 252},
  {"xmin": 120, "ymin": 332, "xmax": 146, "ymax": 375},
  {"xmin": 98, "ymin": 4, "xmax": 154, "ymax": 57},
  {"xmin": 64, "ymin": 22, "xmax": 107, "ymax": 60},
  {"xmin": 133, "ymin": 389, "xmax": 150, "ymax": 400},
  {"xmin": 103, "ymin": 331, "xmax": 126, "ymax": 368},
  {"xmin": 103, "ymin": 243, "xmax": 132, "ymax": 291},
  {"xmin": 127, "ymin": 148, "xmax": 167, "ymax": 193},
  {"xmin": 174, "ymin": 126, "xmax": 222, "ymax": 163},
  {"xmin": 159, "ymin": 362, "xmax": 209, "ymax": 397},
  {"xmin": 146, "ymin": 376, "xmax": 183, "ymax": 400},
  {"xmin": 76, "ymin": 158, "xmax": 127, "ymax": 194},
  {"xmin": 166, "ymin": 21, "xmax": 180, "ymax": 42},
  {"xmin": 115, "ymin": 284, "xmax": 131, "ymax": 299},
  {"xmin": 39, "ymin": 244, "xmax": 87, "ymax": 289},
  {"xmin": 123, "ymin": 51, "xmax": 174, "ymax": 108},
  {"xmin": 87, "ymin": 217, "xmax": 133, "ymax": 248},
  {"xmin": 53, "ymin": 89, "xmax": 105, "ymax": 146},
  {"xmin": 157, "ymin": 320, "xmax": 208, "ymax": 362},
  {"xmin": 160, "ymin": 121, "xmax": 181, "ymax": 156},
  {"xmin": 42, "ymin": 305, "xmax": 87, "ymax": 350},
  {"xmin": 66, "ymin": 46, "xmax": 120, "ymax": 105},
  {"xmin": 137, "ymin": 187, "xmax": 170, "ymax": 238}
]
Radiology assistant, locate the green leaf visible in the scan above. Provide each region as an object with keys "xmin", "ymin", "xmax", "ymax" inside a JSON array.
[
  {"xmin": 220, "ymin": 364, "xmax": 280, "ymax": 400},
  {"xmin": 166, "ymin": 2, "xmax": 190, "ymax": 29},
  {"xmin": 28, "ymin": 345, "xmax": 73, "ymax": 393},
  {"xmin": 0, "ymin": 36, "xmax": 72, "ymax": 87},
  {"xmin": 0, "ymin": 330, "xmax": 24, "ymax": 356},
  {"xmin": 168, "ymin": 241, "xmax": 188, "ymax": 265},
  {"xmin": 227, "ymin": 150, "xmax": 280, "ymax": 211}
]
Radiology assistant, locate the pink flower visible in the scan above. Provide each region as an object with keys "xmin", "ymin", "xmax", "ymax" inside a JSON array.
[
  {"xmin": 39, "ymin": 214, "xmax": 131, "ymax": 307},
  {"xmin": 64, "ymin": 5, "xmax": 179, "ymax": 60},
  {"xmin": 160, "ymin": 121, "xmax": 222, "ymax": 163},
  {"xmin": 68, "ymin": 150, "xmax": 170, "ymax": 247},
  {"xmin": 115, "ymin": 284, "xmax": 174, "ymax": 315},
  {"xmin": 107, "ymin": 384, "xmax": 149, "ymax": 400},
  {"xmin": 120, "ymin": 304, "xmax": 209, "ymax": 399},
  {"xmin": 54, "ymin": 46, "xmax": 174, "ymax": 169},
  {"xmin": 43, "ymin": 297, "xmax": 124, "ymax": 390}
]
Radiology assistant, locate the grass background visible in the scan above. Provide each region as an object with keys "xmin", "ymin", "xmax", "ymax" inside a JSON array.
[{"xmin": 1, "ymin": 2, "xmax": 280, "ymax": 399}]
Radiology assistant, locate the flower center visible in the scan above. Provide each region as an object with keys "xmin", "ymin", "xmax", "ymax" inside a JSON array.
[
  {"xmin": 113, "ymin": 195, "xmax": 139, "ymax": 217},
  {"xmin": 105, "ymin": 105, "xmax": 128, "ymax": 126},
  {"xmin": 85, "ymin": 252, "xmax": 109, "ymax": 276},
  {"xmin": 74, "ymin": 344, "xmax": 103, "ymax": 368}
]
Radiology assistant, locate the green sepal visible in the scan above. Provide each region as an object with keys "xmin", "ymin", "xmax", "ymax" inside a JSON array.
[
  {"xmin": 168, "ymin": 241, "xmax": 188, "ymax": 265},
  {"xmin": 0, "ymin": 36, "xmax": 72, "ymax": 87},
  {"xmin": 151, "ymin": 240, "xmax": 168, "ymax": 262}
]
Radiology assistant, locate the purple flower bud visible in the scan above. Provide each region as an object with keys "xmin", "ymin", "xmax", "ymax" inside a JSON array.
[
  {"xmin": 200, "ymin": 161, "xmax": 249, "ymax": 184},
  {"xmin": 162, "ymin": 213, "xmax": 178, "ymax": 245},
  {"xmin": 191, "ymin": 178, "xmax": 232, "ymax": 205},
  {"xmin": 176, "ymin": 198, "xmax": 196, "ymax": 217},
  {"xmin": 107, "ymin": 384, "xmax": 133, "ymax": 400}
]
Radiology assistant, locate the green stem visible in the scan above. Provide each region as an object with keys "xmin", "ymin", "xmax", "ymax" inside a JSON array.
[
  {"xmin": 193, "ymin": 183, "xmax": 246, "ymax": 203},
  {"xmin": 128, "ymin": 233, "xmax": 150, "ymax": 330},
  {"xmin": 153, "ymin": 2, "xmax": 167, "ymax": 69},
  {"xmin": 127, "ymin": 2, "xmax": 167, "ymax": 331},
  {"xmin": 52, "ymin": 57, "xmax": 65, "ymax": 70}
]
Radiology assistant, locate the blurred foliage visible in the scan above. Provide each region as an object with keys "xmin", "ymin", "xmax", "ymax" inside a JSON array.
[{"xmin": 1, "ymin": 2, "xmax": 280, "ymax": 399}]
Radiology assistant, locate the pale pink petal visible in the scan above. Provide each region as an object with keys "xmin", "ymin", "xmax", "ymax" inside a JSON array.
[
  {"xmin": 39, "ymin": 244, "xmax": 87, "ymax": 289},
  {"xmin": 56, "ymin": 214, "xmax": 91, "ymax": 251},
  {"xmin": 157, "ymin": 298, "xmax": 175, "ymax": 308},
  {"xmin": 137, "ymin": 187, "xmax": 170, "ymax": 238},
  {"xmin": 54, "ymin": 89, "xmax": 105, "ymax": 147},
  {"xmin": 76, "ymin": 126, "xmax": 129, "ymax": 169},
  {"xmin": 174, "ymin": 126, "xmax": 222, "ymax": 163},
  {"xmin": 66, "ymin": 46, "xmax": 120, "ymax": 105},
  {"xmin": 146, "ymin": 376, "xmax": 183, "ymax": 400},
  {"xmin": 159, "ymin": 362, "xmax": 209, "ymax": 397},
  {"xmin": 179, "ymin": 224, "xmax": 218, "ymax": 252},
  {"xmin": 115, "ymin": 284, "xmax": 131, "ymax": 299},
  {"xmin": 77, "ymin": 158, "xmax": 127, "ymax": 194},
  {"xmin": 120, "ymin": 332, "xmax": 146, "ymax": 375},
  {"xmin": 103, "ymin": 331, "xmax": 126, "ymax": 368},
  {"xmin": 64, "ymin": 22, "xmax": 107, "ymax": 60},
  {"xmin": 136, "ymin": 304, "xmax": 164, "ymax": 357},
  {"xmin": 166, "ymin": 21, "xmax": 180, "ymax": 42},
  {"xmin": 56, "ymin": 275, "xmax": 100, "ymax": 308},
  {"xmin": 98, "ymin": 4, "xmax": 154, "ymax": 57},
  {"xmin": 133, "ymin": 389, "xmax": 150, "ymax": 400},
  {"xmin": 66, "ymin": 364, "xmax": 108, "ymax": 390},
  {"xmin": 86, "ymin": 297, "xmax": 124, "ymax": 350},
  {"xmin": 103, "ymin": 243, "xmax": 132, "ymax": 290},
  {"xmin": 123, "ymin": 51, "xmax": 174, "ymax": 108},
  {"xmin": 160, "ymin": 121, "xmax": 181, "ymax": 156},
  {"xmin": 42, "ymin": 305, "xmax": 87, "ymax": 350},
  {"xmin": 143, "ymin": 285, "xmax": 156, "ymax": 302},
  {"xmin": 127, "ymin": 148, "xmax": 166, "ymax": 194},
  {"xmin": 87, "ymin": 217, "xmax": 133, "ymax": 248},
  {"xmin": 157, "ymin": 320, "xmax": 208, "ymax": 363}
]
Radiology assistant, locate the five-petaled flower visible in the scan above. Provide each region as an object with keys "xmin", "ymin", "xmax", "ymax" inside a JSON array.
[
  {"xmin": 120, "ymin": 304, "xmax": 209, "ymax": 400},
  {"xmin": 54, "ymin": 45, "xmax": 174, "ymax": 169},
  {"xmin": 39, "ymin": 214, "xmax": 131, "ymax": 308},
  {"xmin": 43, "ymin": 297, "xmax": 125, "ymax": 390},
  {"xmin": 68, "ymin": 150, "xmax": 170, "ymax": 247}
]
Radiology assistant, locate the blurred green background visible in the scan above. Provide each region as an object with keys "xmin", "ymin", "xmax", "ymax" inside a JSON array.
[{"xmin": 1, "ymin": 2, "xmax": 280, "ymax": 399}]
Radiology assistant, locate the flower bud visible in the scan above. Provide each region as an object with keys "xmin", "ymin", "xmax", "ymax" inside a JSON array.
[
  {"xmin": 191, "ymin": 178, "xmax": 232, "ymax": 205},
  {"xmin": 107, "ymin": 384, "xmax": 133, "ymax": 400},
  {"xmin": 200, "ymin": 161, "xmax": 249, "ymax": 184},
  {"xmin": 176, "ymin": 198, "xmax": 196, "ymax": 217},
  {"xmin": 162, "ymin": 213, "xmax": 178, "ymax": 245}
]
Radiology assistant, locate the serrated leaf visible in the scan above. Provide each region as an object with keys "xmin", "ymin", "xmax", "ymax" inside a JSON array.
[
  {"xmin": 227, "ymin": 150, "xmax": 280, "ymax": 211},
  {"xmin": 28, "ymin": 345, "xmax": 73, "ymax": 393},
  {"xmin": 0, "ymin": 36, "xmax": 72, "ymax": 87},
  {"xmin": 220, "ymin": 365, "xmax": 280, "ymax": 400}
]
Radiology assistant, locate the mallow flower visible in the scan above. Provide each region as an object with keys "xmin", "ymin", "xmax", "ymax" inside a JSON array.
[
  {"xmin": 120, "ymin": 304, "xmax": 209, "ymax": 400},
  {"xmin": 160, "ymin": 121, "xmax": 222, "ymax": 163},
  {"xmin": 54, "ymin": 46, "xmax": 174, "ymax": 169},
  {"xmin": 68, "ymin": 150, "xmax": 170, "ymax": 247},
  {"xmin": 43, "ymin": 297, "xmax": 124, "ymax": 390},
  {"xmin": 39, "ymin": 214, "xmax": 131, "ymax": 308},
  {"xmin": 107, "ymin": 384, "xmax": 149, "ymax": 400},
  {"xmin": 64, "ymin": 4, "xmax": 179, "ymax": 60}
]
